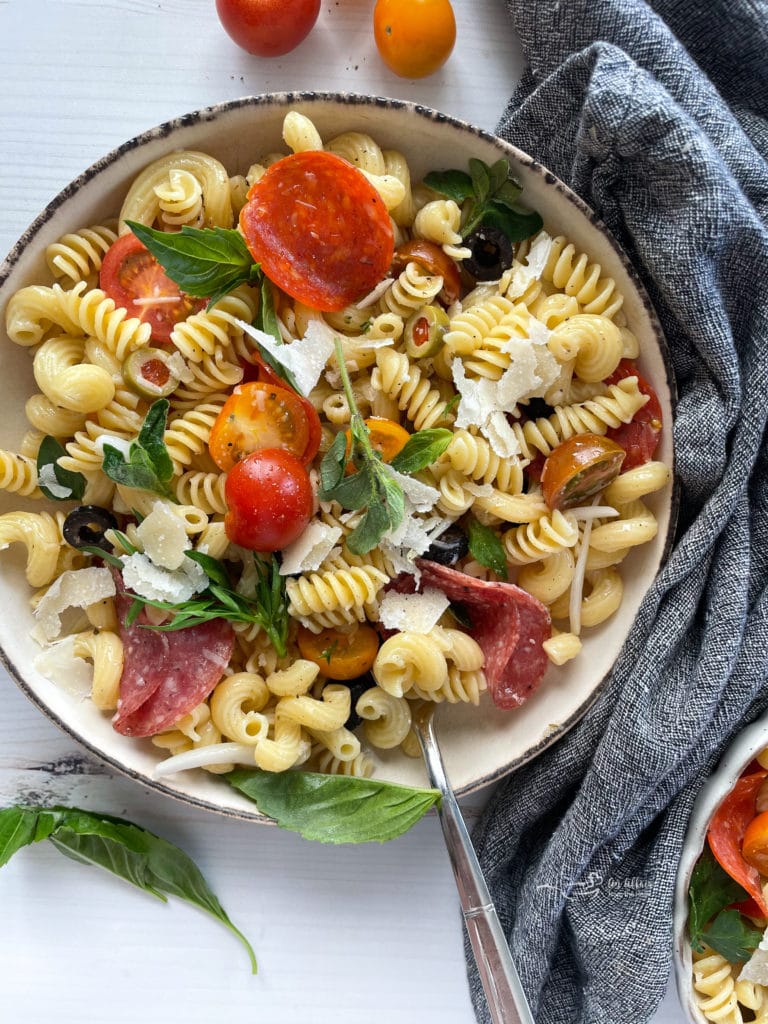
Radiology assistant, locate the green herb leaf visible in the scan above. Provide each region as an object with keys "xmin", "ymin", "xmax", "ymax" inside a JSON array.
[
  {"xmin": 688, "ymin": 846, "xmax": 752, "ymax": 952},
  {"xmin": 319, "ymin": 431, "xmax": 348, "ymax": 494},
  {"xmin": 35, "ymin": 436, "xmax": 87, "ymax": 502},
  {"xmin": 390, "ymin": 428, "xmax": 452, "ymax": 475},
  {"xmin": 493, "ymin": 179, "xmax": 524, "ymax": 210},
  {"xmin": 481, "ymin": 202, "xmax": 544, "ymax": 244},
  {"xmin": 101, "ymin": 399, "xmax": 176, "ymax": 501},
  {"xmin": 422, "ymin": 169, "xmax": 474, "ymax": 204},
  {"xmin": 702, "ymin": 909, "xmax": 763, "ymax": 964},
  {"xmin": 126, "ymin": 221, "xmax": 261, "ymax": 307},
  {"xmin": 0, "ymin": 804, "xmax": 256, "ymax": 971},
  {"xmin": 467, "ymin": 518, "xmax": 508, "ymax": 581},
  {"xmin": 469, "ymin": 158, "xmax": 491, "ymax": 203},
  {"xmin": 247, "ymin": 278, "xmax": 301, "ymax": 392},
  {"xmin": 225, "ymin": 769, "xmax": 441, "ymax": 844}
]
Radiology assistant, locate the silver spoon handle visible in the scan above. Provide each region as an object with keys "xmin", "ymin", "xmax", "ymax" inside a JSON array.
[{"xmin": 416, "ymin": 720, "xmax": 535, "ymax": 1024}]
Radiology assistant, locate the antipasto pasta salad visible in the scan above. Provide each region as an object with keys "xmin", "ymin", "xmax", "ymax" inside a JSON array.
[{"xmin": 1, "ymin": 110, "xmax": 670, "ymax": 785}]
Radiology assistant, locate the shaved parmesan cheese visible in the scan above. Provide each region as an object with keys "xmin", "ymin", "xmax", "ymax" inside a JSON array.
[
  {"xmin": 120, "ymin": 552, "xmax": 207, "ymax": 603},
  {"xmin": 507, "ymin": 231, "xmax": 553, "ymax": 299},
  {"xmin": 33, "ymin": 635, "xmax": 94, "ymax": 698},
  {"xmin": 380, "ymin": 515, "xmax": 452, "ymax": 582},
  {"xmin": 37, "ymin": 463, "xmax": 73, "ymax": 499},
  {"xmin": 33, "ymin": 567, "xmax": 116, "ymax": 643},
  {"xmin": 165, "ymin": 350, "xmax": 194, "ymax": 384},
  {"xmin": 379, "ymin": 587, "xmax": 450, "ymax": 634},
  {"xmin": 136, "ymin": 502, "xmax": 190, "ymax": 570},
  {"xmin": 94, "ymin": 434, "xmax": 132, "ymax": 459},
  {"xmin": 235, "ymin": 318, "xmax": 334, "ymax": 398},
  {"xmin": 279, "ymin": 521, "xmax": 343, "ymax": 576},
  {"xmin": 381, "ymin": 465, "xmax": 439, "ymax": 513},
  {"xmin": 739, "ymin": 929, "xmax": 768, "ymax": 985}
]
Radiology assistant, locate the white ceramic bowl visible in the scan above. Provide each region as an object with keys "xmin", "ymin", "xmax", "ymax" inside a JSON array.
[
  {"xmin": 674, "ymin": 715, "xmax": 768, "ymax": 1022},
  {"xmin": 0, "ymin": 92, "xmax": 676, "ymax": 821}
]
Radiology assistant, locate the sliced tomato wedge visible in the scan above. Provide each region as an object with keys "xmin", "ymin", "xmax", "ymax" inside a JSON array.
[
  {"xmin": 208, "ymin": 381, "xmax": 319, "ymax": 472},
  {"xmin": 344, "ymin": 417, "xmax": 410, "ymax": 474},
  {"xmin": 393, "ymin": 239, "xmax": 461, "ymax": 305},
  {"xmin": 239, "ymin": 151, "xmax": 394, "ymax": 312},
  {"xmin": 99, "ymin": 233, "xmax": 205, "ymax": 343},
  {"xmin": 707, "ymin": 770, "xmax": 768, "ymax": 916},
  {"xmin": 605, "ymin": 359, "xmax": 663, "ymax": 469},
  {"xmin": 541, "ymin": 433, "xmax": 625, "ymax": 510}
]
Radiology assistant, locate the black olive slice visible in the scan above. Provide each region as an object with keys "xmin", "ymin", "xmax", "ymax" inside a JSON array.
[
  {"xmin": 424, "ymin": 524, "xmax": 469, "ymax": 566},
  {"xmin": 464, "ymin": 226, "xmax": 514, "ymax": 281},
  {"xmin": 63, "ymin": 505, "xmax": 119, "ymax": 549}
]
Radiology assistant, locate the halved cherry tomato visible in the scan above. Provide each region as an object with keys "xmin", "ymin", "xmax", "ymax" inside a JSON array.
[
  {"xmin": 297, "ymin": 624, "xmax": 380, "ymax": 680},
  {"xmin": 240, "ymin": 151, "xmax": 394, "ymax": 312},
  {"xmin": 373, "ymin": 0, "xmax": 456, "ymax": 79},
  {"xmin": 605, "ymin": 360, "xmax": 663, "ymax": 469},
  {"xmin": 208, "ymin": 381, "xmax": 319, "ymax": 472},
  {"xmin": 707, "ymin": 771, "xmax": 768, "ymax": 916},
  {"xmin": 344, "ymin": 417, "xmax": 410, "ymax": 474},
  {"xmin": 99, "ymin": 233, "xmax": 204, "ymax": 343},
  {"xmin": 224, "ymin": 448, "xmax": 313, "ymax": 551},
  {"xmin": 393, "ymin": 240, "xmax": 462, "ymax": 305},
  {"xmin": 541, "ymin": 433, "xmax": 625, "ymax": 510},
  {"xmin": 743, "ymin": 810, "xmax": 768, "ymax": 875}
]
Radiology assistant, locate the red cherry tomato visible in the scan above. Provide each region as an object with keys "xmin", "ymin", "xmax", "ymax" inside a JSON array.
[
  {"xmin": 99, "ymin": 233, "xmax": 204, "ymax": 344},
  {"xmin": 208, "ymin": 381, "xmax": 320, "ymax": 472},
  {"xmin": 743, "ymin": 810, "xmax": 768, "ymax": 875},
  {"xmin": 214, "ymin": 0, "xmax": 321, "ymax": 57},
  {"xmin": 239, "ymin": 151, "xmax": 394, "ymax": 312},
  {"xmin": 707, "ymin": 771, "xmax": 768, "ymax": 916},
  {"xmin": 224, "ymin": 449, "xmax": 313, "ymax": 551},
  {"xmin": 605, "ymin": 360, "xmax": 663, "ymax": 469},
  {"xmin": 541, "ymin": 433, "xmax": 625, "ymax": 511},
  {"xmin": 373, "ymin": 0, "xmax": 456, "ymax": 79}
]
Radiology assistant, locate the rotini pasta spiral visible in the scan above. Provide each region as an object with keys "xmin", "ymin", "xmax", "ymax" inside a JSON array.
[
  {"xmin": 286, "ymin": 564, "xmax": 389, "ymax": 632},
  {"xmin": 45, "ymin": 223, "xmax": 118, "ymax": 287},
  {"xmin": 372, "ymin": 348, "xmax": 455, "ymax": 431}
]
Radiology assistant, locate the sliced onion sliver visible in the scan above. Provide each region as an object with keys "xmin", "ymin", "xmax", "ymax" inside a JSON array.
[
  {"xmin": 567, "ymin": 505, "xmax": 620, "ymax": 520},
  {"xmin": 153, "ymin": 742, "xmax": 256, "ymax": 779}
]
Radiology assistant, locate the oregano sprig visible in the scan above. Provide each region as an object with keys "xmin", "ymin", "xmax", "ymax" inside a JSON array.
[
  {"xmin": 317, "ymin": 339, "xmax": 451, "ymax": 554},
  {"xmin": 424, "ymin": 157, "xmax": 543, "ymax": 243},
  {"xmin": 101, "ymin": 398, "xmax": 176, "ymax": 501}
]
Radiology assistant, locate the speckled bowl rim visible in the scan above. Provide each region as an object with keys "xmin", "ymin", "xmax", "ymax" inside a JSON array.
[
  {"xmin": 0, "ymin": 91, "xmax": 679, "ymax": 823},
  {"xmin": 674, "ymin": 713, "xmax": 768, "ymax": 1023}
]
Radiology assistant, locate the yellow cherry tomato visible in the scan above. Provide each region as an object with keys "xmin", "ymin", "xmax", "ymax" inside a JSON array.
[
  {"xmin": 373, "ymin": 0, "xmax": 456, "ymax": 79},
  {"xmin": 297, "ymin": 625, "xmax": 380, "ymax": 680}
]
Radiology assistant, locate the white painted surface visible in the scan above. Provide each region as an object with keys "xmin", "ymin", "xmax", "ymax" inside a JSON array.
[{"xmin": 0, "ymin": 2, "xmax": 685, "ymax": 1020}]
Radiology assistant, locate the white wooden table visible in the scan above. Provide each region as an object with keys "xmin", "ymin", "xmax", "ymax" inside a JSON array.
[{"xmin": 0, "ymin": 2, "xmax": 684, "ymax": 1020}]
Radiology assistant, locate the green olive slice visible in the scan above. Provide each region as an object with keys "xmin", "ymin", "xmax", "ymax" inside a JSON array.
[
  {"xmin": 404, "ymin": 304, "xmax": 449, "ymax": 359},
  {"xmin": 122, "ymin": 348, "xmax": 181, "ymax": 399}
]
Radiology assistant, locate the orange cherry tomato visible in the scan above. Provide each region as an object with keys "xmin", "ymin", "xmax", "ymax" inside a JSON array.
[
  {"xmin": 708, "ymin": 771, "xmax": 768, "ymax": 916},
  {"xmin": 541, "ymin": 433, "xmax": 625, "ymax": 511},
  {"xmin": 99, "ymin": 233, "xmax": 205, "ymax": 344},
  {"xmin": 743, "ymin": 811, "xmax": 768, "ymax": 875},
  {"xmin": 344, "ymin": 417, "xmax": 410, "ymax": 474},
  {"xmin": 373, "ymin": 0, "xmax": 456, "ymax": 79},
  {"xmin": 208, "ymin": 382, "xmax": 319, "ymax": 472},
  {"xmin": 393, "ymin": 239, "xmax": 462, "ymax": 305},
  {"xmin": 297, "ymin": 624, "xmax": 380, "ymax": 680},
  {"xmin": 224, "ymin": 448, "xmax": 313, "ymax": 551},
  {"xmin": 240, "ymin": 151, "xmax": 394, "ymax": 312},
  {"xmin": 215, "ymin": 0, "xmax": 321, "ymax": 57}
]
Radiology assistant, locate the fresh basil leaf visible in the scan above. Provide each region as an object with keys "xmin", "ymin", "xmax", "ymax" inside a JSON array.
[
  {"xmin": 101, "ymin": 400, "xmax": 176, "ymax": 500},
  {"xmin": 0, "ymin": 806, "xmax": 54, "ymax": 866},
  {"xmin": 702, "ymin": 909, "xmax": 763, "ymax": 964},
  {"xmin": 467, "ymin": 518, "xmax": 509, "ymax": 581},
  {"xmin": 226, "ymin": 769, "xmax": 441, "ymax": 844},
  {"xmin": 36, "ymin": 436, "xmax": 86, "ymax": 502},
  {"xmin": 255, "ymin": 278, "xmax": 281, "ymax": 342},
  {"xmin": 127, "ymin": 221, "xmax": 260, "ymax": 306},
  {"xmin": 138, "ymin": 399, "xmax": 174, "ymax": 477},
  {"xmin": 481, "ymin": 202, "xmax": 544, "ymax": 244},
  {"xmin": 390, "ymin": 428, "xmax": 452, "ymax": 475},
  {"xmin": 688, "ymin": 846, "xmax": 750, "ymax": 951},
  {"xmin": 422, "ymin": 169, "xmax": 474, "ymax": 203},
  {"xmin": 468, "ymin": 158, "xmax": 491, "ymax": 204}
]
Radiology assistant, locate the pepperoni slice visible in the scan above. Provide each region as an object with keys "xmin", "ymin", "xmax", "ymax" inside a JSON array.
[
  {"xmin": 112, "ymin": 590, "xmax": 234, "ymax": 737},
  {"xmin": 415, "ymin": 560, "xmax": 552, "ymax": 709},
  {"xmin": 239, "ymin": 151, "xmax": 394, "ymax": 312},
  {"xmin": 707, "ymin": 771, "xmax": 768, "ymax": 916}
]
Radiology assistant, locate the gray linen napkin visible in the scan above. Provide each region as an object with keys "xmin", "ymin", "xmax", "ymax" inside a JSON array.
[{"xmin": 466, "ymin": 1, "xmax": 768, "ymax": 1021}]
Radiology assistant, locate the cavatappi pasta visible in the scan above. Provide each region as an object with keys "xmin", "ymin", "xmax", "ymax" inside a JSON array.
[{"xmin": 0, "ymin": 110, "xmax": 670, "ymax": 782}]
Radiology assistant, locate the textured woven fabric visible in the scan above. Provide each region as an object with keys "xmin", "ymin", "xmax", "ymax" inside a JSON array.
[{"xmin": 467, "ymin": 2, "xmax": 768, "ymax": 1021}]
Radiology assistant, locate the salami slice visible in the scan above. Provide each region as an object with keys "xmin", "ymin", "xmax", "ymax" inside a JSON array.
[
  {"xmin": 112, "ymin": 591, "xmax": 235, "ymax": 738},
  {"xmin": 416, "ymin": 560, "xmax": 551, "ymax": 709},
  {"xmin": 239, "ymin": 150, "xmax": 394, "ymax": 312}
]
